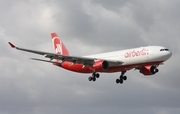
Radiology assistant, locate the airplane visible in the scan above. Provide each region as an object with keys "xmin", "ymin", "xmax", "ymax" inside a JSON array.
[{"xmin": 8, "ymin": 32, "xmax": 172, "ymax": 84}]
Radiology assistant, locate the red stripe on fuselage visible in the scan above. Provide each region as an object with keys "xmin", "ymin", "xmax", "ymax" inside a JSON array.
[{"xmin": 56, "ymin": 61, "xmax": 163, "ymax": 73}]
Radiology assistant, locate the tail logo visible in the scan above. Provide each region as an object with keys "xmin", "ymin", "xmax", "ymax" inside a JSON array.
[
  {"xmin": 53, "ymin": 37, "xmax": 62, "ymax": 54},
  {"xmin": 55, "ymin": 44, "xmax": 62, "ymax": 54},
  {"xmin": 51, "ymin": 33, "xmax": 70, "ymax": 55}
]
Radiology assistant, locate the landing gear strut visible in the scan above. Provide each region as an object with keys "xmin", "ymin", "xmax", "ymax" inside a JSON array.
[
  {"xmin": 116, "ymin": 71, "xmax": 127, "ymax": 84},
  {"xmin": 88, "ymin": 72, "xmax": 100, "ymax": 82}
]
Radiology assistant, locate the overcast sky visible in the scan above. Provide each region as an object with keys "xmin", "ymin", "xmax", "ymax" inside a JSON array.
[{"xmin": 0, "ymin": 0, "xmax": 180, "ymax": 114}]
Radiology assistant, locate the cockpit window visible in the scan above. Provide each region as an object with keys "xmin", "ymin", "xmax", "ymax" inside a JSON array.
[{"xmin": 160, "ymin": 49, "xmax": 169, "ymax": 51}]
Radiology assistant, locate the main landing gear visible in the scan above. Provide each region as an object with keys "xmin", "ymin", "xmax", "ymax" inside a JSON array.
[
  {"xmin": 88, "ymin": 71, "xmax": 127, "ymax": 84},
  {"xmin": 116, "ymin": 71, "xmax": 127, "ymax": 84},
  {"xmin": 88, "ymin": 72, "xmax": 100, "ymax": 82}
]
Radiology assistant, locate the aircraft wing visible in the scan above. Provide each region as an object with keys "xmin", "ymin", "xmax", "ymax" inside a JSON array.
[{"xmin": 8, "ymin": 42, "xmax": 123, "ymax": 67}]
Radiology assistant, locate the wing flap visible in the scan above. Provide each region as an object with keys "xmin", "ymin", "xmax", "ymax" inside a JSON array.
[{"xmin": 44, "ymin": 54, "xmax": 95, "ymax": 66}]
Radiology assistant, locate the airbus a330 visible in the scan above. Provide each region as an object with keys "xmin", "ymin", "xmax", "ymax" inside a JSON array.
[{"xmin": 8, "ymin": 33, "xmax": 172, "ymax": 84}]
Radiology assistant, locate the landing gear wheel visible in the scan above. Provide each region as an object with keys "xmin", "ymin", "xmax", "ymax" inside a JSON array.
[
  {"xmin": 116, "ymin": 79, "xmax": 120, "ymax": 83},
  {"xmin": 92, "ymin": 77, "xmax": 96, "ymax": 82},
  {"xmin": 123, "ymin": 76, "xmax": 127, "ymax": 80},
  {"xmin": 88, "ymin": 72, "xmax": 100, "ymax": 82},
  {"xmin": 119, "ymin": 79, "xmax": 123, "ymax": 84},
  {"xmin": 95, "ymin": 73, "xmax": 100, "ymax": 78},
  {"xmin": 88, "ymin": 76, "xmax": 92, "ymax": 81}
]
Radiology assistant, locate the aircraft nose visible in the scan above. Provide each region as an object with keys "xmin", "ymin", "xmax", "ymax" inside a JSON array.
[
  {"xmin": 166, "ymin": 50, "xmax": 172, "ymax": 60},
  {"xmin": 169, "ymin": 51, "xmax": 172, "ymax": 57}
]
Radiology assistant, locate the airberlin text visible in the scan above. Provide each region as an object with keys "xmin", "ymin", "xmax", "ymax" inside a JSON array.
[{"xmin": 124, "ymin": 48, "xmax": 148, "ymax": 58}]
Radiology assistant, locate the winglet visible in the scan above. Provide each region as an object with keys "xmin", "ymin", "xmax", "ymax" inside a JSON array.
[
  {"xmin": 8, "ymin": 42, "xmax": 16, "ymax": 48},
  {"xmin": 51, "ymin": 32, "xmax": 58, "ymax": 38}
]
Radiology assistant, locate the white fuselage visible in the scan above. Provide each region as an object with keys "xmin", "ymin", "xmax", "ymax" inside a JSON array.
[{"xmin": 85, "ymin": 46, "xmax": 172, "ymax": 66}]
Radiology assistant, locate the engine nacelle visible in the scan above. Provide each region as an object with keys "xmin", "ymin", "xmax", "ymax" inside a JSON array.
[
  {"xmin": 93, "ymin": 60, "xmax": 109, "ymax": 70},
  {"xmin": 140, "ymin": 65, "xmax": 158, "ymax": 75}
]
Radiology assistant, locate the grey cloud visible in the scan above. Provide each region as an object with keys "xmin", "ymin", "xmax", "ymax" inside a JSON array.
[
  {"xmin": 91, "ymin": 0, "xmax": 131, "ymax": 11},
  {"xmin": 52, "ymin": 1, "xmax": 146, "ymax": 50}
]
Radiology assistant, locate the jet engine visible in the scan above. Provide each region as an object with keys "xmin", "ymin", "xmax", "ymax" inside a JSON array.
[
  {"xmin": 93, "ymin": 60, "xmax": 109, "ymax": 70},
  {"xmin": 140, "ymin": 65, "xmax": 159, "ymax": 75}
]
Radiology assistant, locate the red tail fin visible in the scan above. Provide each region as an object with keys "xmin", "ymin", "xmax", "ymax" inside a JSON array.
[{"xmin": 51, "ymin": 33, "xmax": 70, "ymax": 55}]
